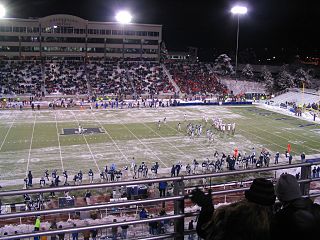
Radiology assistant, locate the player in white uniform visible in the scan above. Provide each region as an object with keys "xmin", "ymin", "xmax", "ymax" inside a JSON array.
[
  {"xmin": 232, "ymin": 122, "xmax": 236, "ymax": 134},
  {"xmin": 178, "ymin": 122, "xmax": 181, "ymax": 131},
  {"xmin": 78, "ymin": 125, "xmax": 83, "ymax": 134},
  {"xmin": 227, "ymin": 123, "xmax": 231, "ymax": 132}
]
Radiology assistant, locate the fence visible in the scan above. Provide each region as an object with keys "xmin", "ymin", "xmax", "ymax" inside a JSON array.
[{"xmin": 0, "ymin": 161, "xmax": 319, "ymax": 240}]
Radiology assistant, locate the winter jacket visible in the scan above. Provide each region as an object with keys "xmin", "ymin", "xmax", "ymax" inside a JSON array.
[
  {"xmin": 159, "ymin": 181, "xmax": 167, "ymax": 190},
  {"xmin": 271, "ymin": 198, "xmax": 320, "ymax": 240},
  {"xmin": 196, "ymin": 200, "xmax": 273, "ymax": 240}
]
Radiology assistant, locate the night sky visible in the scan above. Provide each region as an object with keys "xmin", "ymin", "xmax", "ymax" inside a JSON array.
[{"xmin": 1, "ymin": 0, "xmax": 319, "ymax": 61}]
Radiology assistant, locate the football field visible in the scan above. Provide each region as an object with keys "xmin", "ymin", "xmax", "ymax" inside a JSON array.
[{"xmin": 0, "ymin": 105, "xmax": 319, "ymax": 188}]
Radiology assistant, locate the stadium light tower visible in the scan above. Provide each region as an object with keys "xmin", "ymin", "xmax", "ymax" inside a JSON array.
[
  {"xmin": 231, "ymin": 5, "xmax": 247, "ymax": 80},
  {"xmin": 115, "ymin": 10, "xmax": 132, "ymax": 59},
  {"xmin": 0, "ymin": 4, "xmax": 6, "ymax": 18}
]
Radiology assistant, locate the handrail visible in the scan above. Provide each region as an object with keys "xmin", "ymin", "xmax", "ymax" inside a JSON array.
[
  {"xmin": 0, "ymin": 161, "xmax": 318, "ymax": 240},
  {"xmin": 0, "ymin": 162, "xmax": 312, "ymax": 197},
  {"xmin": 2, "ymin": 191, "xmax": 320, "ymax": 240},
  {"xmin": 0, "ymin": 215, "xmax": 183, "ymax": 240},
  {"xmin": 0, "ymin": 196, "xmax": 183, "ymax": 219}
]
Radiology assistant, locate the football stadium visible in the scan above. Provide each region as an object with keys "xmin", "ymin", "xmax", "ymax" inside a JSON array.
[{"xmin": 0, "ymin": 1, "xmax": 320, "ymax": 239}]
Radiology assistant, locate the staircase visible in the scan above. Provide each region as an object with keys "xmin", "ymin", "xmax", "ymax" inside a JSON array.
[
  {"xmin": 124, "ymin": 65, "xmax": 137, "ymax": 97},
  {"xmin": 206, "ymin": 63, "xmax": 214, "ymax": 73},
  {"xmin": 161, "ymin": 64, "xmax": 181, "ymax": 94}
]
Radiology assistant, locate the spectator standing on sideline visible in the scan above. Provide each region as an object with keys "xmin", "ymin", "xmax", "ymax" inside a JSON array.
[
  {"xmin": 71, "ymin": 224, "xmax": 79, "ymax": 240},
  {"xmin": 58, "ymin": 225, "xmax": 65, "ymax": 240},
  {"xmin": 90, "ymin": 228, "xmax": 98, "ymax": 240},
  {"xmin": 28, "ymin": 171, "xmax": 33, "ymax": 187},
  {"xmin": 111, "ymin": 219, "xmax": 118, "ymax": 240},
  {"xmin": 49, "ymin": 219, "xmax": 57, "ymax": 240},
  {"xmin": 40, "ymin": 227, "xmax": 47, "ymax": 240},
  {"xmin": 139, "ymin": 208, "xmax": 148, "ymax": 219},
  {"xmin": 159, "ymin": 181, "xmax": 167, "ymax": 197},
  {"xmin": 85, "ymin": 190, "xmax": 91, "ymax": 205},
  {"xmin": 34, "ymin": 216, "xmax": 41, "ymax": 231},
  {"xmin": 121, "ymin": 220, "xmax": 129, "ymax": 239}
]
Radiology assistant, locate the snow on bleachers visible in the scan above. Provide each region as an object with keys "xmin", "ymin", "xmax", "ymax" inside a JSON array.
[
  {"xmin": 219, "ymin": 79, "xmax": 266, "ymax": 95},
  {"xmin": 271, "ymin": 90, "xmax": 320, "ymax": 105}
]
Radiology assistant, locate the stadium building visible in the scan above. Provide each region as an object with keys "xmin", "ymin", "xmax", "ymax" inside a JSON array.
[{"xmin": 0, "ymin": 14, "xmax": 162, "ymax": 60}]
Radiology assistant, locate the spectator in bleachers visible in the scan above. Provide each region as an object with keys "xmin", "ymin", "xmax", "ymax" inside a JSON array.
[
  {"xmin": 166, "ymin": 61, "xmax": 226, "ymax": 95},
  {"xmin": 71, "ymin": 224, "xmax": 79, "ymax": 240},
  {"xmin": 57, "ymin": 225, "xmax": 65, "ymax": 240},
  {"xmin": 272, "ymin": 173, "xmax": 320, "ymax": 240},
  {"xmin": 121, "ymin": 220, "xmax": 129, "ymax": 239},
  {"xmin": 40, "ymin": 227, "xmax": 47, "ymax": 240},
  {"xmin": 111, "ymin": 219, "xmax": 118, "ymax": 240},
  {"xmin": 192, "ymin": 178, "xmax": 276, "ymax": 240}
]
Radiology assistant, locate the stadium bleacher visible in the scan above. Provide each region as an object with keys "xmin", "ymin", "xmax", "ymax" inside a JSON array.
[{"xmin": 165, "ymin": 61, "xmax": 226, "ymax": 94}]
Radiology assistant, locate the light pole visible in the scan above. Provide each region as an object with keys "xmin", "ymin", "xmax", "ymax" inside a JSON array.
[
  {"xmin": 231, "ymin": 6, "xmax": 247, "ymax": 80},
  {"xmin": 115, "ymin": 11, "xmax": 132, "ymax": 60}
]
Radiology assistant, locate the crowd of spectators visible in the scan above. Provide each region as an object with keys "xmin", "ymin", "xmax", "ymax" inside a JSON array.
[
  {"xmin": 44, "ymin": 61, "xmax": 88, "ymax": 95},
  {"xmin": 87, "ymin": 60, "xmax": 133, "ymax": 96},
  {"xmin": 1, "ymin": 60, "xmax": 178, "ymax": 97},
  {"xmin": 123, "ymin": 62, "xmax": 174, "ymax": 95},
  {"xmin": 0, "ymin": 60, "xmax": 43, "ymax": 95},
  {"xmin": 166, "ymin": 62, "xmax": 226, "ymax": 95}
]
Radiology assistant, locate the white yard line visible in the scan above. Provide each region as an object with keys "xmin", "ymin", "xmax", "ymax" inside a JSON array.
[
  {"xmin": 0, "ymin": 112, "xmax": 16, "ymax": 152},
  {"xmin": 165, "ymin": 123, "xmax": 213, "ymax": 149},
  {"xmin": 250, "ymin": 125, "xmax": 320, "ymax": 154},
  {"xmin": 54, "ymin": 112, "xmax": 64, "ymax": 171},
  {"xmin": 108, "ymin": 111, "xmax": 169, "ymax": 168},
  {"xmin": 238, "ymin": 129, "xmax": 294, "ymax": 154},
  {"xmin": 89, "ymin": 110, "xmax": 130, "ymax": 164},
  {"xmin": 257, "ymin": 104, "xmax": 320, "ymax": 142},
  {"xmin": 131, "ymin": 117, "xmax": 194, "ymax": 162},
  {"xmin": 70, "ymin": 111, "xmax": 101, "ymax": 173},
  {"xmin": 260, "ymin": 116, "xmax": 320, "ymax": 145},
  {"xmin": 25, "ymin": 113, "xmax": 37, "ymax": 176}
]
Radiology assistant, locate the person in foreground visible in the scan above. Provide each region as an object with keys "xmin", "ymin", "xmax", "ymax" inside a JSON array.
[
  {"xmin": 271, "ymin": 173, "xmax": 320, "ymax": 239},
  {"xmin": 191, "ymin": 178, "xmax": 275, "ymax": 240}
]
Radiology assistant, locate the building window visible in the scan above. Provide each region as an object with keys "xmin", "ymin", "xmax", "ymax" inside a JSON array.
[
  {"xmin": 106, "ymin": 48, "xmax": 122, "ymax": 53},
  {"xmin": 106, "ymin": 38, "xmax": 123, "ymax": 44},
  {"xmin": 112, "ymin": 29, "xmax": 123, "ymax": 35},
  {"xmin": 0, "ymin": 36, "xmax": 19, "ymax": 42},
  {"xmin": 0, "ymin": 26, "xmax": 13, "ymax": 32},
  {"xmin": 87, "ymin": 47, "xmax": 104, "ymax": 53},
  {"xmin": 124, "ymin": 30, "xmax": 135, "ymax": 36},
  {"xmin": 124, "ymin": 39, "xmax": 141, "ymax": 44},
  {"xmin": 21, "ymin": 36, "xmax": 39, "ymax": 42},
  {"xmin": 87, "ymin": 38, "xmax": 105, "ymax": 43},
  {"xmin": 144, "ymin": 40, "xmax": 159, "ymax": 45},
  {"xmin": 125, "ymin": 48, "xmax": 140, "ymax": 53},
  {"xmin": 0, "ymin": 46, "xmax": 19, "ymax": 52}
]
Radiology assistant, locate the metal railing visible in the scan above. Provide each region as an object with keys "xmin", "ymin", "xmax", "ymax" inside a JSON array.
[{"xmin": 0, "ymin": 161, "xmax": 319, "ymax": 240}]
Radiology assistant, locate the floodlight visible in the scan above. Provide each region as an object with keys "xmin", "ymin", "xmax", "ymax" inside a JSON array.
[
  {"xmin": 231, "ymin": 6, "xmax": 247, "ymax": 15},
  {"xmin": 115, "ymin": 10, "xmax": 132, "ymax": 24},
  {"xmin": 0, "ymin": 4, "xmax": 6, "ymax": 18}
]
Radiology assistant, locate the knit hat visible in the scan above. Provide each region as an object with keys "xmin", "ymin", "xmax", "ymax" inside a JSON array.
[
  {"xmin": 245, "ymin": 178, "xmax": 276, "ymax": 206},
  {"xmin": 275, "ymin": 173, "xmax": 302, "ymax": 202}
]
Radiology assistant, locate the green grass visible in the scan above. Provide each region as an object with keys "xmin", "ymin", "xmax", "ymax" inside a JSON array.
[{"xmin": 0, "ymin": 106, "xmax": 319, "ymax": 191}]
